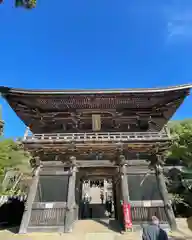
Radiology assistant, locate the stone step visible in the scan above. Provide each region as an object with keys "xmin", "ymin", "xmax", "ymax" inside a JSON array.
[
  {"xmin": 1, "ymin": 232, "xmax": 188, "ymax": 240},
  {"xmin": 73, "ymin": 219, "xmax": 112, "ymax": 233},
  {"xmin": 1, "ymin": 223, "xmax": 190, "ymax": 240},
  {"xmin": 0, "ymin": 231, "xmax": 142, "ymax": 240},
  {"xmin": 0, "ymin": 226, "xmax": 142, "ymax": 240},
  {"xmin": 73, "ymin": 219, "xmax": 120, "ymax": 234}
]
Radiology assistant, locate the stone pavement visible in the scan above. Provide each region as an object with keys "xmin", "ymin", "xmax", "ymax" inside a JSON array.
[
  {"xmin": 0, "ymin": 231, "xmax": 141, "ymax": 240},
  {"xmin": 0, "ymin": 220, "xmax": 137, "ymax": 240},
  {"xmin": 0, "ymin": 230, "xmax": 190, "ymax": 240},
  {"xmin": 0, "ymin": 218, "xmax": 192, "ymax": 240}
]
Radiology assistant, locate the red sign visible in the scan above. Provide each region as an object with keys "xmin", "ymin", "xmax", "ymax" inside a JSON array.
[{"xmin": 123, "ymin": 203, "xmax": 132, "ymax": 229}]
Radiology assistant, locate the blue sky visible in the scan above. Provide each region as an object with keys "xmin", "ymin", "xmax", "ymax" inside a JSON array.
[{"xmin": 0, "ymin": 0, "xmax": 192, "ymax": 138}]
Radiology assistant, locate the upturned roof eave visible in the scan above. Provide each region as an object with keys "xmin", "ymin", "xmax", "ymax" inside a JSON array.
[{"xmin": 0, "ymin": 84, "xmax": 191, "ymax": 95}]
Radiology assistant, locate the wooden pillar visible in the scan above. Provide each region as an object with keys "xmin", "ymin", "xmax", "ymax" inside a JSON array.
[
  {"xmin": 78, "ymin": 176, "xmax": 83, "ymax": 219},
  {"xmin": 112, "ymin": 177, "xmax": 118, "ymax": 220},
  {"xmin": 119, "ymin": 155, "xmax": 129, "ymax": 203},
  {"xmin": 115, "ymin": 178, "xmax": 121, "ymax": 222},
  {"xmin": 64, "ymin": 156, "xmax": 78, "ymax": 233},
  {"xmin": 19, "ymin": 167, "xmax": 40, "ymax": 234},
  {"xmin": 118, "ymin": 155, "xmax": 130, "ymax": 231},
  {"xmin": 155, "ymin": 155, "xmax": 177, "ymax": 230}
]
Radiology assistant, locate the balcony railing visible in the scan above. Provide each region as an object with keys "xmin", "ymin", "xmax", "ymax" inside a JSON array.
[{"xmin": 23, "ymin": 131, "xmax": 170, "ymax": 143}]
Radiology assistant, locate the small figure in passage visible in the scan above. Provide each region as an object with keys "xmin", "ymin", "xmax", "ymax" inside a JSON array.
[
  {"xmin": 142, "ymin": 216, "xmax": 168, "ymax": 240},
  {"xmin": 100, "ymin": 189, "xmax": 104, "ymax": 204},
  {"xmin": 105, "ymin": 196, "xmax": 113, "ymax": 218},
  {"xmin": 82, "ymin": 193, "xmax": 91, "ymax": 219}
]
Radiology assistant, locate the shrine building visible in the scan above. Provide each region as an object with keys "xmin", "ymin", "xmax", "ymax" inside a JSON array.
[{"xmin": 0, "ymin": 84, "xmax": 191, "ymax": 234}]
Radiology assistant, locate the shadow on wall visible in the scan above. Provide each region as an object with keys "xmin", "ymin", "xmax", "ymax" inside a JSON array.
[{"xmin": 0, "ymin": 198, "xmax": 25, "ymax": 233}]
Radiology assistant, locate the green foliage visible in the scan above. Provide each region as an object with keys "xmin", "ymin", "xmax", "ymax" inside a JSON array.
[
  {"xmin": 0, "ymin": 138, "xmax": 31, "ymax": 194},
  {"xmin": 168, "ymin": 119, "xmax": 192, "ymax": 167},
  {"xmin": 166, "ymin": 120, "xmax": 192, "ymax": 215},
  {"xmin": 0, "ymin": 139, "xmax": 30, "ymax": 170}
]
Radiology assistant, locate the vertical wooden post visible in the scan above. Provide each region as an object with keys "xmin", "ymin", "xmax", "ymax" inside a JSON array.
[
  {"xmin": 118, "ymin": 155, "xmax": 130, "ymax": 231},
  {"xmin": 112, "ymin": 177, "xmax": 118, "ymax": 220},
  {"xmin": 119, "ymin": 155, "xmax": 129, "ymax": 203},
  {"xmin": 19, "ymin": 167, "xmax": 40, "ymax": 234},
  {"xmin": 64, "ymin": 156, "xmax": 77, "ymax": 233},
  {"xmin": 155, "ymin": 155, "xmax": 177, "ymax": 230}
]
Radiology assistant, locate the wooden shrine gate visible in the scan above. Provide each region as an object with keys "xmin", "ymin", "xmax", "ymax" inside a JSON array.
[
  {"xmin": 19, "ymin": 164, "xmax": 125, "ymax": 233},
  {"xmin": 19, "ymin": 163, "xmax": 170, "ymax": 234}
]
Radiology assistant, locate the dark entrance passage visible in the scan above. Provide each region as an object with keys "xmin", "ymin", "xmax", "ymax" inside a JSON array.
[
  {"xmin": 79, "ymin": 177, "xmax": 113, "ymax": 219},
  {"xmin": 77, "ymin": 175, "xmax": 121, "ymax": 232}
]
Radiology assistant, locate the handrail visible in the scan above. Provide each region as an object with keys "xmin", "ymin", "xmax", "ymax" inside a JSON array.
[{"xmin": 23, "ymin": 131, "xmax": 170, "ymax": 142}]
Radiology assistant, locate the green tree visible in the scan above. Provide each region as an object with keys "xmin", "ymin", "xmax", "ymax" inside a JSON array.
[
  {"xmin": 144, "ymin": 120, "xmax": 192, "ymax": 229},
  {"xmin": 0, "ymin": 138, "xmax": 31, "ymax": 195},
  {"xmin": 166, "ymin": 120, "xmax": 192, "ymax": 216},
  {"xmin": 168, "ymin": 120, "xmax": 192, "ymax": 167}
]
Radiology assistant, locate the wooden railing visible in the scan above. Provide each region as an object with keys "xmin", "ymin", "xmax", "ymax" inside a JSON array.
[{"xmin": 23, "ymin": 131, "xmax": 170, "ymax": 143}]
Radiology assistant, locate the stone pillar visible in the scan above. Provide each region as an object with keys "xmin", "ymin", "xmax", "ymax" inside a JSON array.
[
  {"xmin": 64, "ymin": 156, "xmax": 78, "ymax": 233},
  {"xmin": 155, "ymin": 155, "xmax": 177, "ymax": 230}
]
